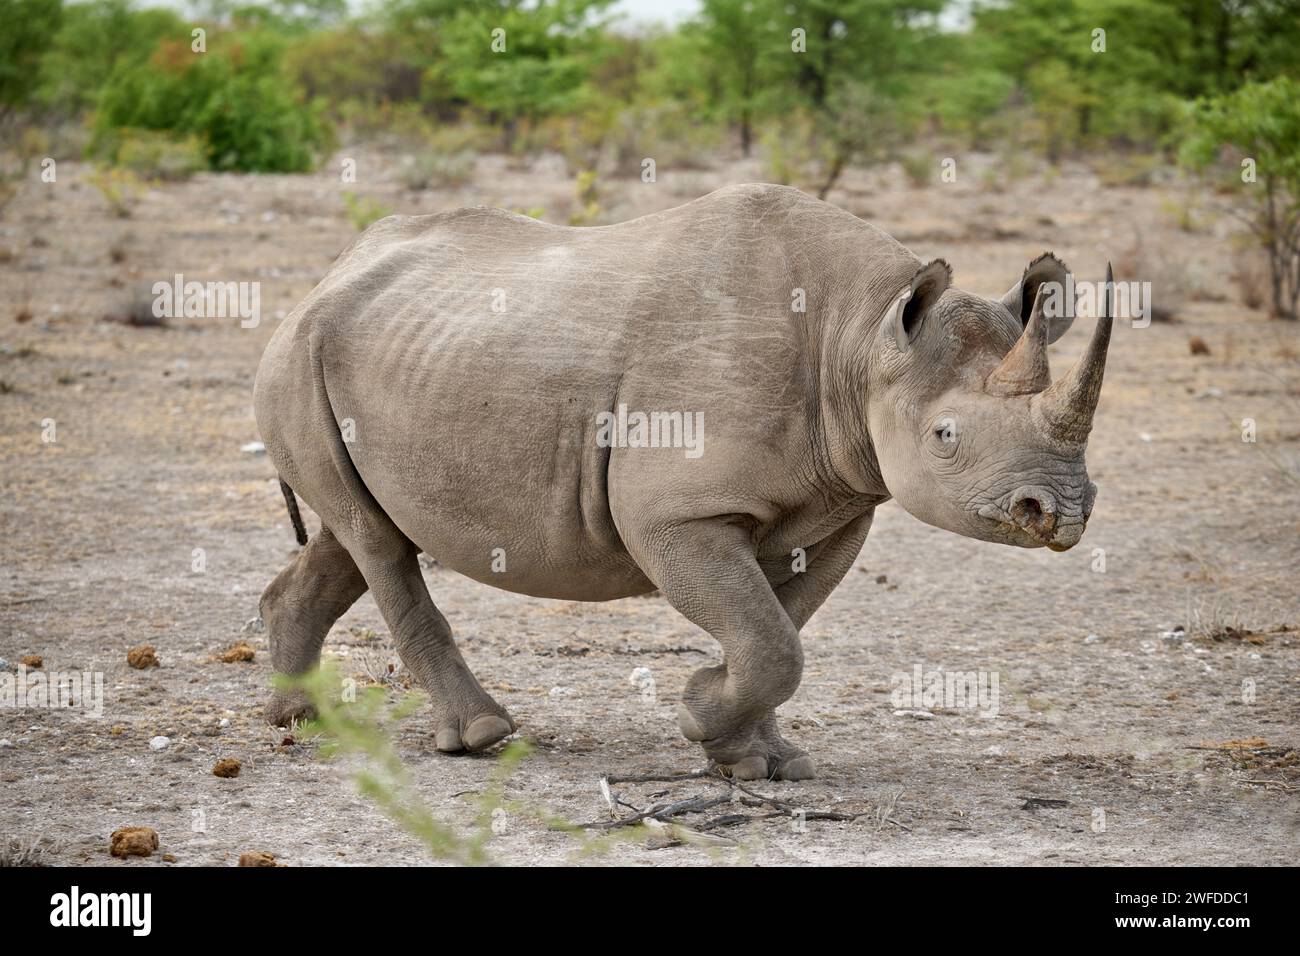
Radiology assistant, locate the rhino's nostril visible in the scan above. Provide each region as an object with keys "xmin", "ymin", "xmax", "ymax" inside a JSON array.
[{"xmin": 1010, "ymin": 492, "xmax": 1057, "ymax": 537}]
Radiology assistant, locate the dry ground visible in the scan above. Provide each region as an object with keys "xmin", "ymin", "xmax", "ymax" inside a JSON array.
[{"xmin": 1, "ymin": 147, "xmax": 1298, "ymax": 866}]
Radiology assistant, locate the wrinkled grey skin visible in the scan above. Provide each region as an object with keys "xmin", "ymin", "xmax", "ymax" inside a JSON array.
[{"xmin": 254, "ymin": 183, "xmax": 1112, "ymax": 780}]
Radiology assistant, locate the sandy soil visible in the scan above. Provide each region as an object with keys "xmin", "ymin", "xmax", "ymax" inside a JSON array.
[{"xmin": 1, "ymin": 147, "xmax": 1298, "ymax": 866}]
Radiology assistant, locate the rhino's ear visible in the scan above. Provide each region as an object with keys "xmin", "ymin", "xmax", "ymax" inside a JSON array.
[
  {"xmin": 883, "ymin": 258, "xmax": 951, "ymax": 353},
  {"xmin": 1002, "ymin": 252, "xmax": 1072, "ymax": 344}
]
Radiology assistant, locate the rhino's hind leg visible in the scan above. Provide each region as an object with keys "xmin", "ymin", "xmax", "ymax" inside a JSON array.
[
  {"xmin": 631, "ymin": 518, "xmax": 815, "ymax": 781},
  {"xmin": 262, "ymin": 526, "xmax": 369, "ymax": 727},
  {"xmin": 356, "ymin": 539, "xmax": 516, "ymax": 752}
]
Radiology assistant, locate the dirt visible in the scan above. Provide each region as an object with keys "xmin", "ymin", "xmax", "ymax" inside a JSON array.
[{"xmin": 1, "ymin": 147, "xmax": 1298, "ymax": 866}]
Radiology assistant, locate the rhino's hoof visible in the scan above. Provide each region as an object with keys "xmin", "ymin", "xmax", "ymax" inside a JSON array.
[
  {"xmin": 718, "ymin": 751, "xmax": 817, "ymax": 781},
  {"xmin": 435, "ymin": 714, "xmax": 515, "ymax": 753},
  {"xmin": 721, "ymin": 755, "xmax": 771, "ymax": 780},
  {"xmin": 265, "ymin": 691, "xmax": 316, "ymax": 728},
  {"xmin": 776, "ymin": 753, "xmax": 817, "ymax": 781}
]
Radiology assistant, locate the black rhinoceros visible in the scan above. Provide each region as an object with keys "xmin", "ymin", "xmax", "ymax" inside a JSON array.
[{"xmin": 254, "ymin": 184, "xmax": 1112, "ymax": 779}]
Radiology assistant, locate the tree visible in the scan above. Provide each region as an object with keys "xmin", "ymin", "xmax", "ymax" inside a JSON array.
[
  {"xmin": 690, "ymin": 0, "xmax": 783, "ymax": 156},
  {"xmin": 0, "ymin": 0, "xmax": 63, "ymax": 121},
  {"xmin": 389, "ymin": 0, "xmax": 616, "ymax": 147},
  {"xmin": 1181, "ymin": 77, "xmax": 1300, "ymax": 319}
]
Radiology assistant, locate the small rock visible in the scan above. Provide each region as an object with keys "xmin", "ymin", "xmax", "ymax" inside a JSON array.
[
  {"xmin": 212, "ymin": 758, "xmax": 241, "ymax": 778},
  {"xmin": 0, "ymin": 739, "xmax": 12, "ymax": 748},
  {"xmin": 149, "ymin": 735, "xmax": 170, "ymax": 751},
  {"xmin": 218, "ymin": 717, "xmax": 230, "ymax": 728},
  {"xmin": 110, "ymin": 827, "xmax": 159, "ymax": 858},
  {"xmin": 1188, "ymin": 336, "xmax": 1211, "ymax": 356},
  {"xmin": 1159, "ymin": 627, "xmax": 1186, "ymax": 643},
  {"xmin": 19, "ymin": 654, "xmax": 42, "ymax": 669},
  {"xmin": 240, "ymin": 616, "xmax": 265, "ymax": 634},
  {"xmin": 893, "ymin": 709, "xmax": 935, "ymax": 720},
  {"xmin": 127, "ymin": 644, "xmax": 160, "ymax": 669},
  {"xmin": 217, "ymin": 641, "xmax": 255, "ymax": 663},
  {"xmin": 238, "ymin": 850, "xmax": 277, "ymax": 867},
  {"xmin": 241, "ymin": 441, "xmax": 266, "ymax": 455},
  {"xmin": 1138, "ymin": 432, "xmax": 1153, "ymax": 443},
  {"xmin": 1084, "ymin": 633, "xmax": 1101, "ymax": 644},
  {"xmin": 628, "ymin": 666, "xmax": 653, "ymax": 686},
  {"xmin": 875, "ymin": 574, "xmax": 888, "ymax": 584},
  {"xmin": 548, "ymin": 685, "xmax": 576, "ymax": 697}
]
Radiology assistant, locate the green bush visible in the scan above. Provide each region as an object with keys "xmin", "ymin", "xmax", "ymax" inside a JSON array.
[
  {"xmin": 93, "ymin": 32, "xmax": 332, "ymax": 173},
  {"xmin": 400, "ymin": 150, "xmax": 474, "ymax": 191},
  {"xmin": 342, "ymin": 192, "xmax": 393, "ymax": 231},
  {"xmin": 103, "ymin": 127, "xmax": 206, "ymax": 181}
]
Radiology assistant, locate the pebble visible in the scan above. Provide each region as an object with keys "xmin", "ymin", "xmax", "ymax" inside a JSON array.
[
  {"xmin": 894, "ymin": 709, "xmax": 935, "ymax": 720},
  {"xmin": 548, "ymin": 686, "xmax": 577, "ymax": 697},
  {"xmin": 149, "ymin": 736, "xmax": 170, "ymax": 751},
  {"xmin": 1084, "ymin": 633, "xmax": 1100, "ymax": 644},
  {"xmin": 241, "ymin": 441, "xmax": 266, "ymax": 455}
]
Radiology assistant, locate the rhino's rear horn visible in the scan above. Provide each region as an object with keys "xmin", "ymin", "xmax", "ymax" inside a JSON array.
[
  {"xmin": 986, "ymin": 284, "xmax": 1052, "ymax": 396},
  {"xmin": 1035, "ymin": 262, "xmax": 1114, "ymax": 444}
]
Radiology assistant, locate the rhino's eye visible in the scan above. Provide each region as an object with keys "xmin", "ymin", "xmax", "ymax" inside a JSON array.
[{"xmin": 928, "ymin": 417, "xmax": 959, "ymax": 459}]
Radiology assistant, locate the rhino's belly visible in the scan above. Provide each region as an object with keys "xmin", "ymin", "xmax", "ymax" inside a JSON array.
[
  {"xmin": 370, "ymin": 469, "xmax": 656, "ymax": 601},
  {"xmin": 337, "ymin": 368, "xmax": 653, "ymax": 601}
]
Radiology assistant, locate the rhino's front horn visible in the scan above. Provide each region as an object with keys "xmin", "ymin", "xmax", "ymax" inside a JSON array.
[
  {"xmin": 1035, "ymin": 262, "xmax": 1114, "ymax": 444},
  {"xmin": 987, "ymin": 284, "xmax": 1052, "ymax": 396}
]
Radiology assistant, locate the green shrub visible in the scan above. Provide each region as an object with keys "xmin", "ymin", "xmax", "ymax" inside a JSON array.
[
  {"xmin": 400, "ymin": 150, "xmax": 474, "ymax": 191},
  {"xmin": 899, "ymin": 150, "xmax": 934, "ymax": 188},
  {"xmin": 342, "ymin": 191, "xmax": 392, "ymax": 231},
  {"xmin": 87, "ymin": 167, "xmax": 143, "ymax": 218},
  {"xmin": 103, "ymin": 128, "xmax": 206, "ymax": 181},
  {"xmin": 398, "ymin": 124, "xmax": 484, "ymax": 190},
  {"xmin": 93, "ymin": 33, "xmax": 332, "ymax": 173}
]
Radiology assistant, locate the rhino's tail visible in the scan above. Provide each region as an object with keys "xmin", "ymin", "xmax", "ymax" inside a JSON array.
[{"xmin": 279, "ymin": 478, "xmax": 309, "ymax": 547}]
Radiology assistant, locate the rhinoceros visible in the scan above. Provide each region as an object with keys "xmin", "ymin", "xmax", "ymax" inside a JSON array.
[{"xmin": 253, "ymin": 183, "xmax": 1112, "ymax": 780}]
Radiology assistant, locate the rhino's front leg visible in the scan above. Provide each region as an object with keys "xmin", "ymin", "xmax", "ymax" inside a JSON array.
[
  {"xmin": 629, "ymin": 517, "xmax": 813, "ymax": 781},
  {"xmin": 773, "ymin": 509, "xmax": 874, "ymax": 630}
]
